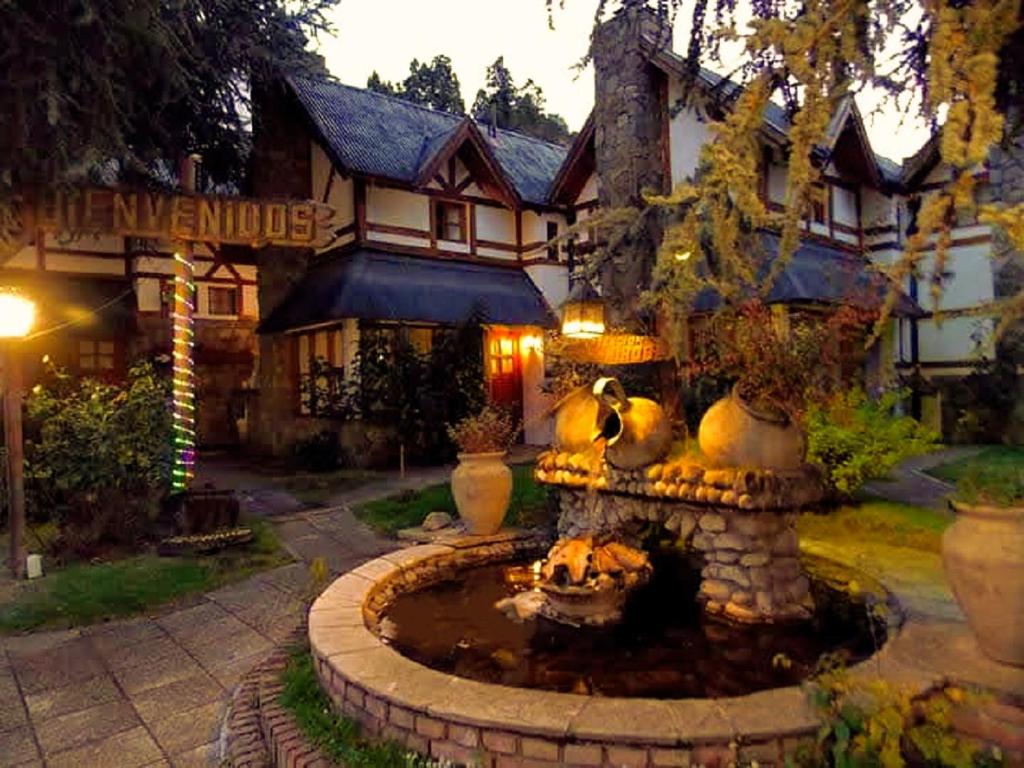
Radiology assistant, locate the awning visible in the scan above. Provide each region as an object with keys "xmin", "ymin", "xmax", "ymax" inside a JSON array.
[
  {"xmin": 0, "ymin": 274, "xmax": 135, "ymax": 336},
  {"xmin": 259, "ymin": 248, "xmax": 557, "ymax": 333},
  {"xmin": 692, "ymin": 233, "xmax": 923, "ymax": 317}
]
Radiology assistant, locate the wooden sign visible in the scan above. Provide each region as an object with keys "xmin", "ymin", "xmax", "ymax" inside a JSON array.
[
  {"xmin": 1, "ymin": 187, "xmax": 339, "ymax": 255},
  {"xmin": 553, "ymin": 334, "xmax": 672, "ymax": 365}
]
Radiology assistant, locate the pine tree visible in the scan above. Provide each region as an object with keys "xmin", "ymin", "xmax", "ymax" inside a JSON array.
[
  {"xmin": 367, "ymin": 55, "xmax": 466, "ymax": 114},
  {"xmin": 472, "ymin": 57, "xmax": 572, "ymax": 145},
  {"xmin": 0, "ymin": 0, "xmax": 335, "ymax": 194}
]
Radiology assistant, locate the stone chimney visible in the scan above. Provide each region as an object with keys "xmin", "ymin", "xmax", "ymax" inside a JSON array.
[
  {"xmin": 592, "ymin": 0, "xmax": 670, "ymax": 209},
  {"xmin": 591, "ymin": 0, "xmax": 671, "ymax": 328}
]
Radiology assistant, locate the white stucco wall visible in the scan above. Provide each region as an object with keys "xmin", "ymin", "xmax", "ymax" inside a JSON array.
[
  {"xmin": 525, "ymin": 262, "xmax": 569, "ymax": 314},
  {"xmin": 668, "ymin": 79, "xmax": 712, "ymax": 185},
  {"xmin": 367, "ymin": 186, "xmax": 429, "ymax": 231}
]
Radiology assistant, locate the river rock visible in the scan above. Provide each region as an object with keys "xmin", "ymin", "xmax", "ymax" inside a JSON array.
[
  {"xmin": 422, "ymin": 511, "xmax": 454, "ymax": 531},
  {"xmin": 699, "ymin": 513, "xmax": 727, "ymax": 532}
]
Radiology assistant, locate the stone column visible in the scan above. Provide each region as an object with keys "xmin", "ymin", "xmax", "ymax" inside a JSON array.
[
  {"xmin": 692, "ymin": 510, "xmax": 813, "ymax": 623},
  {"xmin": 592, "ymin": 0, "xmax": 671, "ymax": 328},
  {"xmin": 248, "ymin": 80, "xmax": 315, "ymax": 455}
]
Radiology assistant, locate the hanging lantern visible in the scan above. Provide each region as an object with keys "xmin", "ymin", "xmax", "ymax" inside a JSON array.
[
  {"xmin": 561, "ymin": 281, "xmax": 606, "ymax": 339},
  {"xmin": 0, "ymin": 289, "xmax": 35, "ymax": 338}
]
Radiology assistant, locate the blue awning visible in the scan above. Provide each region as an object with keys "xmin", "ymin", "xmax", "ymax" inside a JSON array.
[
  {"xmin": 259, "ymin": 248, "xmax": 557, "ymax": 333},
  {"xmin": 692, "ymin": 233, "xmax": 922, "ymax": 317}
]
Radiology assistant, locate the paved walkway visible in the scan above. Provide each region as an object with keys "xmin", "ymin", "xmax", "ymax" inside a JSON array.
[
  {"xmin": 0, "ymin": 456, "xmax": 456, "ymax": 767},
  {"xmin": 864, "ymin": 446, "xmax": 984, "ymax": 510}
]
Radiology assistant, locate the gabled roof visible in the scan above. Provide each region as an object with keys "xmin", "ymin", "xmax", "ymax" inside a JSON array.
[
  {"xmin": 286, "ymin": 76, "xmax": 568, "ymax": 206},
  {"xmin": 900, "ymin": 134, "xmax": 940, "ymax": 189},
  {"xmin": 548, "ymin": 114, "xmax": 595, "ymax": 206},
  {"xmin": 413, "ymin": 119, "xmax": 520, "ymax": 206}
]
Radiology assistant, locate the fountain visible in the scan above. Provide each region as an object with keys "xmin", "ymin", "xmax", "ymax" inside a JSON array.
[{"xmin": 518, "ymin": 377, "xmax": 823, "ymax": 626}]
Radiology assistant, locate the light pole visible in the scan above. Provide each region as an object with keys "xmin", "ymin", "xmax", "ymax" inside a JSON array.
[{"xmin": 0, "ymin": 289, "xmax": 35, "ymax": 578}]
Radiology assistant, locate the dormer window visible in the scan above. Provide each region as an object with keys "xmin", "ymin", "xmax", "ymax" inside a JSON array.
[{"xmin": 434, "ymin": 200, "xmax": 467, "ymax": 242}]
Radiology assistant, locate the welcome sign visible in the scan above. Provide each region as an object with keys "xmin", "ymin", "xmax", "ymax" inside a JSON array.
[{"xmin": 0, "ymin": 187, "xmax": 338, "ymax": 254}]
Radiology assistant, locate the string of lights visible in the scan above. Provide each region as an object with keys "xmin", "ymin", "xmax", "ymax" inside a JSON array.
[{"xmin": 171, "ymin": 249, "xmax": 196, "ymax": 492}]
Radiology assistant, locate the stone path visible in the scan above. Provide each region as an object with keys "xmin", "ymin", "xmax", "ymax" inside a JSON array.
[
  {"xmin": 0, "ymin": 452, "xmax": 463, "ymax": 768},
  {"xmin": 864, "ymin": 446, "xmax": 984, "ymax": 510}
]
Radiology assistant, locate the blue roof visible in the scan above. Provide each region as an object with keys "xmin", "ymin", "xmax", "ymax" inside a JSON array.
[
  {"xmin": 287, "ymin": 76, "xmax": 568, "ymax": 206},
  {"xmin": 259, "ymin": 248, "xmax": 557, "ymax": 333},
  {"xmin": 692, "ymin": 233, "xmax": 921, "ymax": 316}
]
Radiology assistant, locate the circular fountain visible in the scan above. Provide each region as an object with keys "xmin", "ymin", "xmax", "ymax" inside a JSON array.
[{"xmin": 308, "ymin": 379, "xmax": 896, "ymax": 766}]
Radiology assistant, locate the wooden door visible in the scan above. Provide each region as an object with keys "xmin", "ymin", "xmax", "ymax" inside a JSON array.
[{"xmin": 486, "ymin": 330, "xmax": 523, "ymax": 425}]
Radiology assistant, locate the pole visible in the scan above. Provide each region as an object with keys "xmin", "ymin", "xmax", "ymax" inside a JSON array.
[
  {"xmin": 171, "ymin": 155, "xmax": 199, "ymax": 492},
  {"xmin": 3, "ymin": 344, "xmax": 25, "ymax": 578}
]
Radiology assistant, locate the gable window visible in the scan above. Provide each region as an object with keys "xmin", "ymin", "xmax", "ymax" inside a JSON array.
[
  {"xmin": 208, "ymin": 286, "xmax": 238, "ymax": 316},
  {"xmin": 810, "ymin": 185, "xmax": 829, "ymax": 225},
  {"xmin": 546, "ymin": 221, "xmax": 559, "ymax": 260},
  {"xmin": 79, "ymin": 340, "xmax": 116, "ymax": 373},
  {"xmin": 434, "ymin": 200, "xmax": 466, "ymax": 242}
]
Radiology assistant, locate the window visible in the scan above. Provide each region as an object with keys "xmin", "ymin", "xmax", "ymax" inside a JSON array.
[
  {"xmin": 434, "ymin": 201, "xmax": 466, "ymax": 242},
  {"xmin": 208, "ymin": 286, "xmax": 238, "ymax": 316},
  {"xmin": 488, "ymin": 335, "xmax": 517, "ymax": 376},
  {"xmin": 79, "ymin": 340, "xmax": 115, "ymax": 372},
  {"xmin": 810, "ymin": 185, "xmax": 828, "ymax": 225},
  {"xmin": 297, "ymin": 328, "xmax": 346, "ymax": 416},
  {"xmin": 546, "ymin": 221, "xmax": 559, "ymax": 260}
]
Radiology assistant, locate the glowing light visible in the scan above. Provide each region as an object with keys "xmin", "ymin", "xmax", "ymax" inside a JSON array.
[
  {"xmin": 0, "ymin": 291, "xmax": 35, "ymax": 338},
  {"xmin": 520, "ymin": 334, "xmax": 543, "ymax": 355},
  {"xmin": 170, "ymin": 250, "xmax": 196, "ymax": 492},
  {"xmin": 561, "ymin": 281, "xmax": 606, "ymax": 340},
  {"xmin": 674, "ymin": 250, "xmax": 692, "ymax": 262}
]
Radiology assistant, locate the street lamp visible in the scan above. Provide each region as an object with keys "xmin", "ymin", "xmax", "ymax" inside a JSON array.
[{"xmin": 0, "ymin": 289, "xmax": 35, "ymax": 578}]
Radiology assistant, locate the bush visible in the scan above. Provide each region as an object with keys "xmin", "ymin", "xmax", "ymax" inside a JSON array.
[
  {"xmin": 293, "ymin": 430, "xmax": 346, "ymax": 472},
  {"xmin": 806, "ymin": 388, "xmax": 939, "ymax": 500},
  {"xmin": 24, "ymin": 361, "xmax": 173, "ymax": 555}
]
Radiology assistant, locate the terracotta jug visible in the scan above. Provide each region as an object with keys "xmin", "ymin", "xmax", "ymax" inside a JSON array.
[
  {"xmin": 698, "ymin": 387, "xmax": 805, "ymax": 470},
  {"xmin": 595, "ymin": 378, "xmax": 672, "ymax": 470},
  {"xmin": 552, "ymin": 384, "xmax": 612, "ymax": 455}
]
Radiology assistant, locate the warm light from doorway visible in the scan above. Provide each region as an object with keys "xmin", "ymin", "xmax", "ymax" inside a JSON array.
[
  {"xmin": 520, "ymin": 334, "xmax": 543, "ymax": 355},
  {"xmin": 0, "ymin": 291, "xmax": 35, "ymax": 338}
]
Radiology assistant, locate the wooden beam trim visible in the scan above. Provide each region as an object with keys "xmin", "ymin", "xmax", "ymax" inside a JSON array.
[
  {"xmin": 475, "ymin": 238, "xmax": 518, "ymax": 253},
  {"xmin": 367, "ymin": 222, "xmax": 433, "ymax": 240}
]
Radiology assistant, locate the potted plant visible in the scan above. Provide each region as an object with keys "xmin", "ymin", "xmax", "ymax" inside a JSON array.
[
  {"xmin": 447, "ymin": 406, "xmax": 520, "ymax": 535},
  {"xmin": 694, "ymin": 300, "xmax": 871, "ymax": 470},
  {"xmin": 943, "ymin": 464, "xmax": 1024, "ymax": 666}
]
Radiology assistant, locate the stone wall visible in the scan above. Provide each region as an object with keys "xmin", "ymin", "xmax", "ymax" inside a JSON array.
[
  {"xmin": 592, "ymin": 0, "xmax": 671, "ymax": 327},
  {"xmin": 248, "ymin": 81, "xmax": 316, "ymax": 456}
]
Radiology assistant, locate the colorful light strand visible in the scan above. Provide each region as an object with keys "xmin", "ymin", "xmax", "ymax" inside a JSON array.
[{"xmin": 171, "ymin": 249, "xmax": 196, "ymax": 492}]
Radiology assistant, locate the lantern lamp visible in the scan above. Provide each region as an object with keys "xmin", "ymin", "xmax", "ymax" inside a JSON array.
[
  {"xmin": 561, "ymin": 280, "xmax": 606, "ymax": 339},
  {"xmin": 0, "ymin": 290, "xmax": 35, "ymax": 338}
]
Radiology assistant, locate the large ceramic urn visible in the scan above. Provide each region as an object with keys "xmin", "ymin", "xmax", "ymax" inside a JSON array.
[
  {"xmin": 698, "ymin": 387, "xmax": 805, "ymax": 470},
  {"xmin": 943, "ymin": 501, "xmax": 1024, "ymax": 666},
  {"xmin": 451, "ymin": 451, "xmax": 513, "ymax": 536}
]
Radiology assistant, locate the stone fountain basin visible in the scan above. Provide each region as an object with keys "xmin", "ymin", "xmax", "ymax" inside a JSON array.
[{"xmin": 308, "ymin": 539, "xmax": 927, "ymax": 767}]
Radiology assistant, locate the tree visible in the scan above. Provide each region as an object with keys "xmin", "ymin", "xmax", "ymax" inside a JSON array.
[
  {"xmin": 551, "ymin": 0, "xmax": 1024, "ymax": 348},
  {"xmin": 472, "ymin": 57, "xmax": 572, "ymax": 144},
  {"xmin": 0, "ymin": 0, "xmax": 336, "ymax": 195},
  {"xmin": 366, "ymin": 55, "xmax": 466, "ymax": 114}
]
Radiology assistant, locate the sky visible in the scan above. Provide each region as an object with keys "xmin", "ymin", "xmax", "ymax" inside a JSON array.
[{"xmin": 316, "ymin": 0, "xmax": 932, "ymax": 163}]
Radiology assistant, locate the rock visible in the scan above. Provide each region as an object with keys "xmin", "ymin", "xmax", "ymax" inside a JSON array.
[
  {"xmin": 699, "ymin": 513, "xmax": 727, "ymax": 532},
  {"xmin": 680, "ymin": 464, "xmax": 704, "ymax": 483},
  {"xmin": 677, "ymin": 512, "xmax": 697, "ymax": 541},
  {"xmin": 654, "ymin": 480, "xmax": 668, "ymax": 495},
  {"xmin": 714, "ymin": 564, "xmax": 751, "ymax": 587},
  {"xmin": 714, "ymin": 532, "xmax": 748, "ymax": 551},
  {"xmin": 705, "ymin": 488, "xmax": 722, "ymax": 505},
  {"xmin": 738, "ymin": 494, "xmax": 756, "ymax": 510},
  {"xmin": 715, "ymin": 550, "xmax": 739, "ymax": 564},
  {"xmin": 772, "ymin": 529, "xmax": 800, "ymax": 556},
  {"xmin": 700, "ymin": 579, "xmax": 733, "ymax": 601},
  {"xmin": 692, "ymin": 533, "xmax": 716, "ymax": 551},
  {"xmin": 740, "ymin": 552, "xmax": 771, "ymax": 567},
  {"xmin": 771, "ymin": 558, "xmax": 802, "ymax": 581},
  {"xmin": 755, "ymin": 591, "xmax": 775, "ymax": 614},
  {"xmin": 495, "ymin": 592, "xmax": 545, "ymax": 623},
  {"xmin": 750, "ymin": 567, "xmax": 772, "ymax": 590},
  {"xmin": 724, "ymin": 601, "xmax": 760, "ymax": 622},
  {"xmin": 703, "ymin": 469, "xmax": 734, "ymax": 488},
  {"xmin": 646, "ymin": 464, "xmax": 664, "ymax": 481},
  {"xmin": 719, "ymin": 490, "xmax": 738, "ymax": 507},
  {"xmin": 730, "ymin": 590, "xmax": 753, "ymax": 606},
  {"xmin": 787, "ymin": 576, "xmax": 810, "ymax": 602},
  {"xmin": 422, "ymin": 511, "xmax": 454, "ymax": 531},
  {"xmin": 555, "ymin": 452, "xmax": 569, "ymax": 468}
]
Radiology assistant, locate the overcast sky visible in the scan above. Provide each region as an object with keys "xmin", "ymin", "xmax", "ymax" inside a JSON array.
[{"xmin": 316, "ymin": 0, "xmax": 932, "ymax": 163}]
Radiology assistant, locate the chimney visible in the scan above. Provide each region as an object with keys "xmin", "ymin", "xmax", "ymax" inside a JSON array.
[
  {"xmin": 592, "ymin": 0, "xmax": 671, "ymax": 209},
  {"xmin": 591, "ymin": 0, "xmax": 672, "ymax": 329}
]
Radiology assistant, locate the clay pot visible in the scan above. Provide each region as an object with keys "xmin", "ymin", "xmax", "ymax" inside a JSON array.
[
  {"xmin": 697, "ymin": 387, "xmax": 805, "ymax": 470},
  {"xmin": 943, "ymin": 501, "xmax": 1024, "ymax": 666},
  {"xmin": 552, "ymin": 385, "xmax": 611, "ymax": 455},
  {"xmin": 450, "ymin": 451, "xmax": 512, "ymax": 535},
  {"xmin": 595, "ymin": 377, "xmax": 673, "ymax": 470}
]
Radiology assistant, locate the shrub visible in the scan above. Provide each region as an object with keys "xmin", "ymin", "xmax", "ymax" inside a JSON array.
[
  {"xmin": 24, "ymin": 361, "xmax": 173, "ymax": 555},
  {"xmin": 447, "ymin": 406, "xmax": 519, "ymax": 454},
  {"xmin": 293, "ymin": 430, "xmax": 346, "ymax": 472},
  {"xmin": 955, "ymin": 462, "xmax": 1024, "ymax": 507},
  {"xmin": 806, "ymin": 388, "xmax": 939, "ymax": 499}
]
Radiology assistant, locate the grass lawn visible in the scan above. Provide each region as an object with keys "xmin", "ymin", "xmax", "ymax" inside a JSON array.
[
  {"xmin": 277, "ymin": 468, "xmax": 383, "ymax": 508},
  {"xmin": 0, "ymin": 517, "xmax": 292, "ymax": 633},
  {"xmin": 797, "ymin": 497, "xmax": 950, "ymax": 553},
  {"xmin": 355, "ymin": 463, "xmax": 551, "ymax": 536},
  {"xmin": 926, "ymin": 445, "xmax": 1024, "ymax": 486},
  {"xmin": 280, "ymin": 646, "xmax": 436, "ymax": 767}
]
